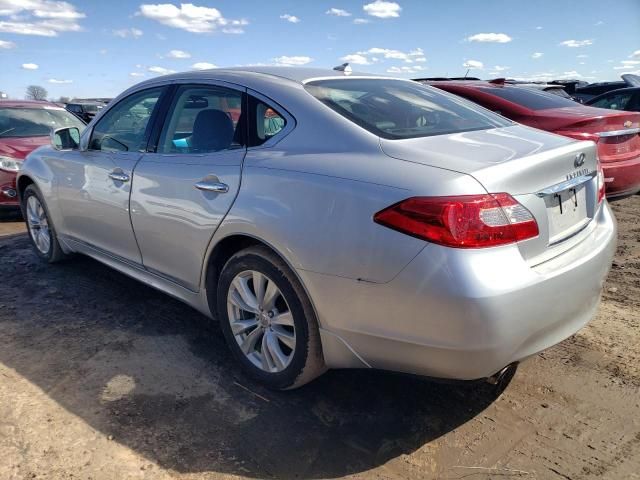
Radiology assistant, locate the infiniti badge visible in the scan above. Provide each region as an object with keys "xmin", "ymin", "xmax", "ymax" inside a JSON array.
[{"xmin": 574, "ymin": 152, "xmax": 586, "ymax": 168}]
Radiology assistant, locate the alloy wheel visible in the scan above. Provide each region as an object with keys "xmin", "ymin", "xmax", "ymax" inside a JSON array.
[
  {"xmin": 26, "ymin": 195, "xmax": 51, "ymax": 255},
  {"xmin": 226, "ymin": 270, "xmax": 296, "ymax": 373}
]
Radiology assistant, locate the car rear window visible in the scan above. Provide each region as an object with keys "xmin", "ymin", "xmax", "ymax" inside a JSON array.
[
  {"xmin": 0, "ymin": 107, "xmax": 85, "ymax": 138},
  {"xmin": 304, "ymin": 78, "xmax": 511, "ymax": 140},
  {"xmin": 479, "ymin": 86, "xmax": 579, "ymax": 110}
]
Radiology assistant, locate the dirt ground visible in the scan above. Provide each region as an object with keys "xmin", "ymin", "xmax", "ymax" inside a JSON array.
[{"xmin": 0, "ymin": 197, "xmax": 638, "ymax": 480}]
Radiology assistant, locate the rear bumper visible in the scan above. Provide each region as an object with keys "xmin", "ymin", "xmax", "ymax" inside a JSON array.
[
  {"xmin": 304, "ymin": 202, "xmax": 617, "ymax": 379},
  {"xmin": 601, "ymin": 155, "xmax": 640, "ymax": 199}
]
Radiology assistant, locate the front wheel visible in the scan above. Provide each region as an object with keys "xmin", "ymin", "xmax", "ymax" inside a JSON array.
[
  {"xmin": 22, "ymin": 184, "xmax": 68, "ymax": 263},
  {"xmin": 216, "ymin": 246, "xmax": 325, "ymax": 390}
]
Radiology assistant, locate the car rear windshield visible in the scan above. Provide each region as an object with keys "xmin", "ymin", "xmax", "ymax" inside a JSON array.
[
  {"xmin": 478, "ymin": 86, "xmax": 579, "ymax": 110},
  {"xmin": 0, "ymin": 107, "xmax": 85, "ymax": 138},
  {"xmin": 305, "ymin": 78, "xmax": 512, "ymax": 140}
]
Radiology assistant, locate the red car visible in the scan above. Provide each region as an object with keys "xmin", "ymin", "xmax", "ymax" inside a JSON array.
[
  {"xmin": 422, "ymin": 80, "xmax": 640, "ymax": 199},
  {"xmin": 0, "ymin": 100, "xmax": 85, "ymax": 211}
]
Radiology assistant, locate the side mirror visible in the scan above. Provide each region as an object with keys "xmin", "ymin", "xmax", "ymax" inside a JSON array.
[{"xmin": 51, "ymin": 127, "xmax": 80, "ymax": 151}]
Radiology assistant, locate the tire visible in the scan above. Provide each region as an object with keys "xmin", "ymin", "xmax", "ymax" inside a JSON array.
[
  {"xmin": 22, "ymin": 184, "xmax": 68, "ymax": 263},
  {"xmin": 216, "ymin": 245, "xmax": 326, "ymax": 390}
]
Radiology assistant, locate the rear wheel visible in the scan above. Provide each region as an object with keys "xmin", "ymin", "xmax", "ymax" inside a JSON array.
[
  {"xmin": 216, "ymin": 246, "xmax": 325, "ymax": 390},
  {"xmin": 22, "ymin": 185, "xmax": 68, "ymax": 263}
]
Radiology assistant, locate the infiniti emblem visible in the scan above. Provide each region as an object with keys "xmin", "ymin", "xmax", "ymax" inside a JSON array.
[{"xmin": 574, "ymin": 153, "xmax": 586, "ymax": 168}]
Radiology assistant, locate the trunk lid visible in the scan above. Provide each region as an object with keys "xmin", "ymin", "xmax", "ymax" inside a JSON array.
[{"xmin": 380, "ymin": 124, "xmax": 601, "ymax": 265}]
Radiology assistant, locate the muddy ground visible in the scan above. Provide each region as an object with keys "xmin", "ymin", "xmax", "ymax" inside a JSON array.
[{"xmin": 0, "ymin": 197, "xmax": 638, "ymax": 480}]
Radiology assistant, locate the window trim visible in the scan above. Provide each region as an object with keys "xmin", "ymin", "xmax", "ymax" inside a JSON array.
[
  {"xmin": 86, "ymin": 86, "xmax": 169, "ymax": 153},
  {"xmin": 246, "ymin": 88, "xmax": 296, "ymax": 150}
]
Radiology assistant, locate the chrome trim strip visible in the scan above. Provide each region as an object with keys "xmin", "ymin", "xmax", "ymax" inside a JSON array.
[
  {"xmin": 535, "ymin": 171, "xmax": 596, "ymax": 197},
  {"xmin": 597, "ymin": 127, "xmax": 640, "ymax": 138}
]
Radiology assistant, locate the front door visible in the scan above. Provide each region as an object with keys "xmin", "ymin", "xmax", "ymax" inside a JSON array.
[
  {"xmin": 57, "ymin": 87, "xmax": 166, "ymax": 264},
  {"xmin": 130, "ymin": 83, "xmax": 246, "ymax": 290}
]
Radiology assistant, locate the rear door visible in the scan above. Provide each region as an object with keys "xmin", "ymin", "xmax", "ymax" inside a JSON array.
[{"xmin": 130, "ymin": 82, "xmax": 246, "ymax": 291}]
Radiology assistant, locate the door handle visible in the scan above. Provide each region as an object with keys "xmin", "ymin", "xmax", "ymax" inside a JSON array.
[
  {"xmin": 108, "ymin": 170, "xmax": 130, "ymax": 182},
  {"xmin": 194, "ymin": 180, "xmax": 229, "ymax": 193}
]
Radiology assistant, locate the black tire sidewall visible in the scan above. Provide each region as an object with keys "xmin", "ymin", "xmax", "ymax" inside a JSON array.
[{"xmin": 217, "ymin": 249, "xmax": 312, "ymax": 390}]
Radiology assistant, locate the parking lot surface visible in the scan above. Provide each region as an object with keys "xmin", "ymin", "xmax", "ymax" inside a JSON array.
[{"xmin": 0, "ymin": 197, "xmax": 639, "ymax": 480}]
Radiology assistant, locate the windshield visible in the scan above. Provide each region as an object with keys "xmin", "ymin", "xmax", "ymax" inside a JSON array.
[
  {"xmin": 0, "ymin": 107, "xmax": 85, "ymax": 138},
  {"xmin": 305, "ymin": 78, "xmax": 512, "ymax": 140},
  {"xmin": 479, "ymin": 86, "xmax": 579, "ymax": 110}
]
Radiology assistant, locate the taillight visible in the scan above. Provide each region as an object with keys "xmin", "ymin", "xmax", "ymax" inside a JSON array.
[
  {"xmin": 374, "ymin": 193, "xmax": 539, "ymax": 248},
  {"xmin": 597, "ymin": 160, "xmax": 606, "ymax": 204},
  {"xmin": 556, "ymin": 131, "xmax": 600, "ymax": 143}
]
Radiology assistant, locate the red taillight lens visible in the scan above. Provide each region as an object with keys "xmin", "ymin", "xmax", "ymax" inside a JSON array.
[
  {"xmin": 556, "ymin": 131, "xmax": 600, "ymax": 143},
  {"xmin": 597, "ymin": 160, "xmax": 606, "ymax": 204},
  {"xmin": 374, "ymin": 193, "xmax": 539, "ymax": 248}
]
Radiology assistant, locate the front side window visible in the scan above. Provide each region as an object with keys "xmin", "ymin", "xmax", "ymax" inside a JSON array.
[
  {"xmin": 589, "ymin": 92, "xmax": 633, "ymax": 111},
  {"xmin": 0, "ymin": 107, "xmax": 85, "ymax": 138},
  {"xmin": 305, "ymin": 79, "xmax": 511, "ymax": 140},
  {"xmin": 478, "ymin": 86, "xmax": 578, "ymax": 110},
  {"xmin": 89, "ymin": 87, "xmax": 163, "ymax": 152},
  {"xmin": 158, "ymin": 86, "xmax": 244, "ymax": 154}
]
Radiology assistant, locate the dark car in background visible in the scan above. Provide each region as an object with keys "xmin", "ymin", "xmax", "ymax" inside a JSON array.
[
  {"xmin": 65, "ymin": 102, "xmax": 105, "ymax": 123},
  {"xmin": 421, "ymin": 80, "xmax": 640, "ymax": 199},
  {"xmin": 0, "ymin": 100, "xmax": 85, "ymax": 212},
  {"xmin": 573, "ymin": 74, "xmax": 640, "ymax": 103},
  {"xmin": 586, "ymin": 87, "xmax": 640, "ymax": 112}
]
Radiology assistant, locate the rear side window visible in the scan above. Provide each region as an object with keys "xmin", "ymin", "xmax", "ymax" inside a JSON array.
[
  {"xmin": 304, "ymin": 79, "xmax": 511, "ymax": 140},
  {"xmin": 479, "ymin": 86, "xmax": 578, "ymax": 110},
  {"xmin": 247, "ymin": 96, "xmax": 287, "ymax": 147},
  {"xmin": 157, "ymin": 85, "xmax": 245, "ymax": 154}
]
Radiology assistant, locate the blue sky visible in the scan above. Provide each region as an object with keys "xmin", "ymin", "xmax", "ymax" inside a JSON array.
[{"xmin": 0, "ymin": 0, "xmax": 639, "ymax": 99}]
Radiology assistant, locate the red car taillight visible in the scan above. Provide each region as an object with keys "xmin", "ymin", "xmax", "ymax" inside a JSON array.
[
  {"xmin": 374, "ymin": 193, "xmax": 539, "ymax": 248},
  {"xmin": 597, "ymin": 160, "xmax": 606, "ymax": 204}
]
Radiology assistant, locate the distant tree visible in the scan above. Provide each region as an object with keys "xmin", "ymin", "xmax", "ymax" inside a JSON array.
[
  {"xmin": 58, "ymin": 96, "xmax": 70, "ymax": 103},
  {"xmin": 26, "ymin": 85, "xmax": 48, "ymax": 101}
]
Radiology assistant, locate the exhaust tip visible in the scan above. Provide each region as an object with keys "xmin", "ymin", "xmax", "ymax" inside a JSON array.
[{"xmin": 486, "ymin": 362, "xmax": 519, "ymax": 386}]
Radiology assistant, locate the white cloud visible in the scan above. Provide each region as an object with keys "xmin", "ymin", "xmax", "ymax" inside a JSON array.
[
  {"xmin": 326, "ymin": 8, "xmax": 351, "ymax": 17},
  {"xmin": 491, "ymin": 65, "xmax": 509, "ymax": 72},
  {"xmin": 347, "ymin": 47, "xmax": 424, "ymax": 65},
  {"xmin": 148, "ymin": 66, "xmax": 176, "ymax": 75},
  {"xmin": 630, "ymin": 50, "xmax": 640, "ymax": 59},
  {"xmin": 48, "ymin": 78, "xmax": 72, "ymax": 84},
  {"xmin": 463, "ymin": 60, "xmax": 484, "ymax": 69},
  {"xmin": 273, "ymin": 55, "xmax": 313, "ymax": 66},
  {"xmin": 577, "ymin": 54, "xmax": 588, "ymax": 58},
  {"xmin": 467, "ymin": 33, "xmax": 512, "ymax": 43},
  {"xmin": 386, "ymin": 65, "xmax": 425, "ymax": 74},
  {"xmin": 280, "ymin": 14, "xmax": 300, "ymax": 23},
  {"xmin": 138, "ymin": 3, "xmax": 248, "ymax": 34},
  {"xmin": 0, "ymin": 39, "xmax": 15, "ymax": 48},
  {"xmin": 622, "ymin": 60, "xmax": 640, "ymax": 65},
  {"xmin": 595, "ymin": 21, "xmax": 604, "ymax": 26},
  {"xmin": 99, "ymin": 48, "xmax": 108, "ymax": 55},
  {"xmin": 341, "ymin": 54, "xmax": 371, "ymax": 65},
  {"xmin": 166, "ymin": 49, "xmax": 191, "ymax": 58},
  {"xmin": 353, "ymin": 18, "xmax": 369, "ymax": 24},
  {"xmin": 535, "ymin": 26, "xmax": 543, "ymax": 30},
  {"xmin": 129, "ymin": 72, "xmax": 145, "ymax": 77},
  {"xmin": 0, "ymin": 0, "xmax": 85, "ymax": 36},
  {"xmin": 21, "ymin": 63, "xmax": 38, "ymax": 70},
  {"xmin": 531, "ymin": 52, "xmax": 543, "ymax": 59},
  {"xmin": 191, "ymin": 62, "xmax": 217, "ymax": 70},
  {"xmin": 559, "ymin": 39, "xmax": 593, "ymax": 48},
  {"xmin": 112, "ymin": 27, "xmax": 143, "ymax": 38},
  {"xmin": 363, "ymin": 0, "xmax": 401, "ymax": 18}
]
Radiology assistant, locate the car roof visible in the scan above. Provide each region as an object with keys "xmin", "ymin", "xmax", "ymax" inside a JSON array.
[
  {"xmin": 0, "ymin": 99, "xmax": 63, "ymax": 108},
  {"xmin": 132, "ymin": 66, "xmax": 383, "ymax": 91}
]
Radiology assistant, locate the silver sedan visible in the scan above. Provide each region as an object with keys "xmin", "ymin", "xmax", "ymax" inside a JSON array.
[{"xmin": 17, "ymin": 67, "xmax": 616, "ymax": 390}]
